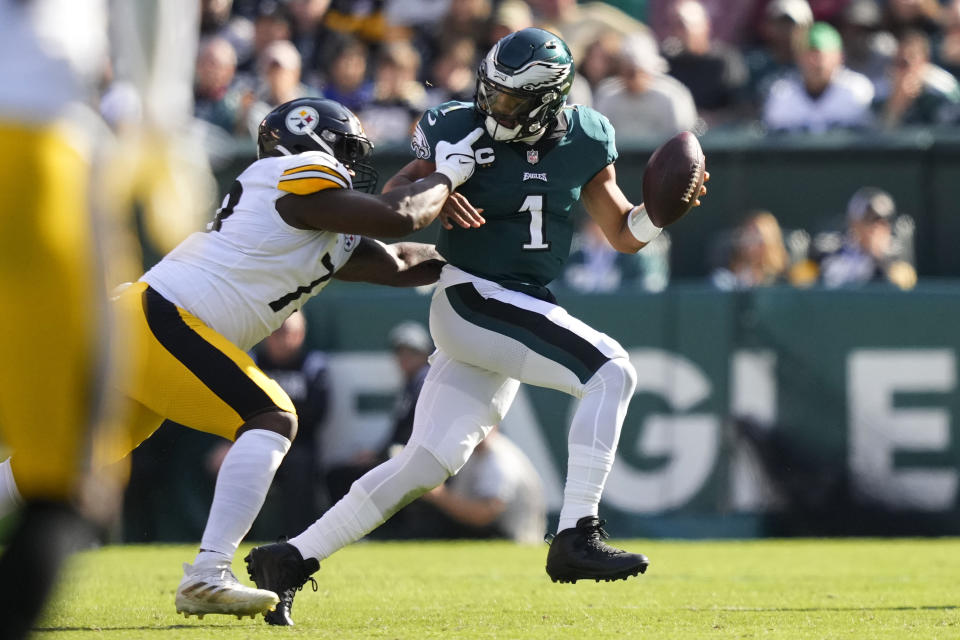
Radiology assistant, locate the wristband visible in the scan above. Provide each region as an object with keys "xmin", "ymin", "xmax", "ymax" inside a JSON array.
[
  {"xmin": 627, "ymin": 206, "xmax": 662, "ymax": 243},
  {"xmin": 434, "ymin": 164, "xmax": 462, "ymax": 190}
]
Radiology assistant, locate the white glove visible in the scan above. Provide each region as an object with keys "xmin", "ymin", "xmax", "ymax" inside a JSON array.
[{"xmin": 434, "ymin": 127, "xmax": 484, "ymax": 189}]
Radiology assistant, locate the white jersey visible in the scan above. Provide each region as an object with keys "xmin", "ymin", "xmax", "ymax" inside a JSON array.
[
  {"xmin": 141, "ymin": 151, "xmax": 359, "ymax": 351},
  {"xmin": 763, "ymin": 67, "xmax": 875, "ymax": 134},
  {"xmin": 0, "ymin": 0, "xmax": 108, "ymax": 121}
]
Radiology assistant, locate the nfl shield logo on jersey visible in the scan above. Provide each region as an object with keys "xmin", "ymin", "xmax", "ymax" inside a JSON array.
[{"xmin": 526, "ymin": 149, "xmax": 539, "ymax": 164}]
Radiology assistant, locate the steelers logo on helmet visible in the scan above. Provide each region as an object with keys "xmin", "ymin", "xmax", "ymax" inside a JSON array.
[{"xmin": 285, "ymin": 106, "xmax": 321, "ymax": 135}]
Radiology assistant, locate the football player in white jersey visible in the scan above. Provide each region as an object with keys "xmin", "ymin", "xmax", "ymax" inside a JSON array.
[
  {"xmin": 0, "ymin": 0, "xmax": 215, "ymax": 635},
  {"xmin": 0, "ymin": 96, "xmax": 486, "ymax": 621},
  {"xmin": 0, "ymin": 3, "xmax": 115, "ymax": 636}
]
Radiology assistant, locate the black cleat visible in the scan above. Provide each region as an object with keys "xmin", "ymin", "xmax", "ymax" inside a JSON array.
[
  {"xmin": 245, "ymin": 542, "xmax": 319, "ymax": 626},
  {"xmin": 545, "ymin": 516, "xmax": 649, "ymax": 584}
]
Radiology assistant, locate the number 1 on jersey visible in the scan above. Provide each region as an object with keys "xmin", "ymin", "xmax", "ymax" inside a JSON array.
[{"xmin": 521, "ymin": 194, "xmax": 550, "ymax": 251}]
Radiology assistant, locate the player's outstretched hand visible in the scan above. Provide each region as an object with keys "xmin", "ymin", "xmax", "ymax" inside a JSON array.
[
  {"xmin": 440, "ymin": 192, "xmax": 485, "ymax": 230},
  {"xmin": 434, "ymin": 127, "xmax": 484, "ymax": 190}
]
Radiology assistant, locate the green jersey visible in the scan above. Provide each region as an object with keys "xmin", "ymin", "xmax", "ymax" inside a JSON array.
[{"xmin": 412, "ymin": 101, "xmax": 617, "ymax": 294}]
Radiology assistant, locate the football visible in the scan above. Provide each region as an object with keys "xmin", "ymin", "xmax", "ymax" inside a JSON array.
[{"xmin": 641, "ymin": 131, "xmax": 706, "ymax": 228}]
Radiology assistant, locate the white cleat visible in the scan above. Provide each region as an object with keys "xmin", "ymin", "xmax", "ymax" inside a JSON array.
[{"xmin": 175, "ymin": 562, "xmax": 279, "ymax": 618}]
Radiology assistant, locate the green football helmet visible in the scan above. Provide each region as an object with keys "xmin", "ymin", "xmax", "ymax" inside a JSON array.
[{"xmin": 476, "ymin": 27, "xmax": 575, "ymax": 142}]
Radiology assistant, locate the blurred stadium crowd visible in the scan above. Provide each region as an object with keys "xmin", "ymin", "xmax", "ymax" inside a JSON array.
[
  {"xmin": 171, "ymin": 0, "xmax": 960, "ymax": 147},
  {"xmin": 113, "ymin": 0, "xmax": 939, "ymax": 293}
]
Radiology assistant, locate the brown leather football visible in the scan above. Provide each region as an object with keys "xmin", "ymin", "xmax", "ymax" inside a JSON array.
[{"xmin": 641, "ymin": 131, "xmax": 706, "ymax": 228}]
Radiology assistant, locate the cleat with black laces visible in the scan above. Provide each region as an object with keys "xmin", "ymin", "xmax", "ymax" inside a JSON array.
[
  {"xmin": 245, "ymin": 541, "xmax": 319, "ymax": 626},
  {"xmin": 545, "ymin": 516, "xmax": 649, "ymax": 584}
]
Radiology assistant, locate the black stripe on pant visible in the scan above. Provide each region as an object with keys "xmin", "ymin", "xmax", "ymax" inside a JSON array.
[{"xmin": 142, "ymin": 286, "xmax": 282, "ymax": 421}]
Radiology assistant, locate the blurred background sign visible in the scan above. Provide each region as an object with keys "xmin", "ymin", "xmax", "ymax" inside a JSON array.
[{"xmin": 306, "ymin": 282, "xmax": 960, "ymax": 539}]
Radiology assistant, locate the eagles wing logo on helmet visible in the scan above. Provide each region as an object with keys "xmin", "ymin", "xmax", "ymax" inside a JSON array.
[
  {"xmin": 484, "ymin": 46, "xmax": 571, "ymax": 91},
  {"xmin": 515, "ymin": 60, "xmax": 571, "ymax": 90}
]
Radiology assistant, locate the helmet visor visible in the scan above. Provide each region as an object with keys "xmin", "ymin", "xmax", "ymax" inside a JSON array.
[
  {"xmin": 477, "ymin": 78, "xmax": 543, "ymax": 129},
  {"xmin": 330, "ymin": 132, "xmax": 374, "ymax": 166}
]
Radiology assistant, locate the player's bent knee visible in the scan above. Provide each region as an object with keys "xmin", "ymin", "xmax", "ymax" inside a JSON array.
[
  {"xmin": 594, "ymin": 356, "xmax": 637, "ymax": 395},
  {"xmin": 419, "ymin": 439, "xmax": 474, "ymax": 478},
  {"xmin": 236, "ymin": 410, "xmax": 298, "ymax": 441}
]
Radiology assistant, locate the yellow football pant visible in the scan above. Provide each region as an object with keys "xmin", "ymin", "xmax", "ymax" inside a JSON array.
[
  {"xmin": 108, "ymin": 282, "xmax": 295, "ymax": 459},
  {"xmin": 0, "ymin": 122, "xmax": 107, "ymax": 501}
]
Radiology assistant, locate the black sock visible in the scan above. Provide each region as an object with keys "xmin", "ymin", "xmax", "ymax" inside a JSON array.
[{"xmin": 0, "ymin": 501, "xmax": 97, "ymax": 640}]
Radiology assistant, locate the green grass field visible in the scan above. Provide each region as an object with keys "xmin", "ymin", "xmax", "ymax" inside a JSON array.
[{"xmin": 37, "ymin": 538, "xmax": 959, "ymax": 639}]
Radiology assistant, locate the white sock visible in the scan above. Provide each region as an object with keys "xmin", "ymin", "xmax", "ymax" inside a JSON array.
[
  {"xmin": 192, "ymin": 549, "xmax": 231, "ymax": 569},
  {"xmin": 557, "ymin": 444, "xmax": 615, "ymax": 532},
  {"xmin": 557, "ymin": 358, "xmax": 635, "ymax": 533},
  {"xmin": 289, "ymin": 444, "xmax": 447, "ymax": 561},
  {"xmin": 197, "ymin": 429, "xmax": 291, "ymax": 558},
  {"xmin": 289, "ymin": 482, "xmax": 385, "ymax": 562},
  {"xmin": 0, "ymin": 458, "xmax": 24, "ymax": 519}
]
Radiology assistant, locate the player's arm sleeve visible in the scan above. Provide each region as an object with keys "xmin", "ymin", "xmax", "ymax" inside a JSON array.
[
  {"xmin": 583, "ymin": 108, "xmax": 618, "ymax": 182},
  {"xmin": 333, "ymin": 238, "xmax": 445, "ymax": 287},
  {"xmin": 276, "ymin": 155, "xmax": 352, "ymax": 195},
  {"xmin": 597, "ymin": 111, "xmax": 619, "ymax": 167}
]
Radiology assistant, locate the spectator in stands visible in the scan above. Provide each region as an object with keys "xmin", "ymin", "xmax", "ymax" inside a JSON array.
[
  {"xmin": 594, "ymin": 31, "xmax": 698, "ymax": 140},
  {"xmin": 287, "ymin": 0, "xmax": 335, "ymax": 87},
  {"xmin": 194, "ymin": 36, "xmax": 245, "ymax": 134},
  {"xmin": 564, "ymin": 217, "xmax": 670, "ymax": 293},
  {"xmin": 358, "ymin": 42, "xmax": 427, "ymax": 144},
  {"xmin": 527, "ymin": 0, "xmax": 649, "ymax": 60},
  {"xmin": 425, "ymin": 37, "xmax": 477, "ymax": 107},
  {"xmin": 937, "ymin": 0, "xmax": 960, "ymax": 78},
  {"xmin": 882, "ymin": 0, "xmax": 943, "ymax": 37},
  {"xmin": 320, "ymin": 37, "xmax": 375, "ymax": 114},
  {"xmin": 838, "ymin": 0, "xmax": 897, "ymax": 99},
  {"xmin": 242, "ymin": 2, "xmax": 295, "ymax": 76},
  {"xmin": 659, "ymin": 0, "xmax": 749, "ymax": 127},
  {"xmin": 384, "ymin": 0, "xmax": 449, "ymax": 33},
  {"xmin": 243, "ymin": 40, "xmax": 313, "ymax": 138},
  {"xmin": 819, "ymin": 187, "xmax": 917, "ymax": 289},
  {"xmin": 579, "ymin": 32, "xmax": 623, "ymax": 93},
  {"xmin": 322, "ymin": 0, "xmax": 394, "ymax": 49},
  {"xmin": 201, "ymin": 0, "xmax": 233, "ymax": 36},
  {"xmin": 383, "ymin": 321, "xmax": 433, "ymax": 459},
  {"xmin": 325, "ymin": 321, "xmax": 433, "ymax": 503},
  {"xmin": 877, "ymin": 30, "xmax": 960, "ymax": 128},
  {"xmin": 711, "ymin": 210, "xmax": 792, "ymax": 289},
  {"xmin": 398, "ymin": 0, "xmax": 488, "ymax": 83},
  {"xmin": 201, "ymin": 0, "xmax": 255, "ymax": 68},
  {"xmin": 746, "ymin": 0, "xmax": 813, "ymax": 109},
  {"xmin": 487, "ymin": 0, "xmax": 533, "ymax": 46},
  {"xmin": 763, "ymin": 22, "xmax": 875, "ymax": 133},
  {"xmin": 651, "ymin": 0, "xmax": 762, "ymax": 49},
  {"xmin": 444, "ymin": 0, "xmax": 493, "ymax": 47},
  {"xmin": 419, "ymin": 426, "xmax": 547, "ymax": 544}
]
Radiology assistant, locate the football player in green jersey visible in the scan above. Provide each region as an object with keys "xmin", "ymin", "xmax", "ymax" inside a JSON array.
[{"xmin": 246, "ymin": 28, "xmax": 708, "ymax": 622}]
